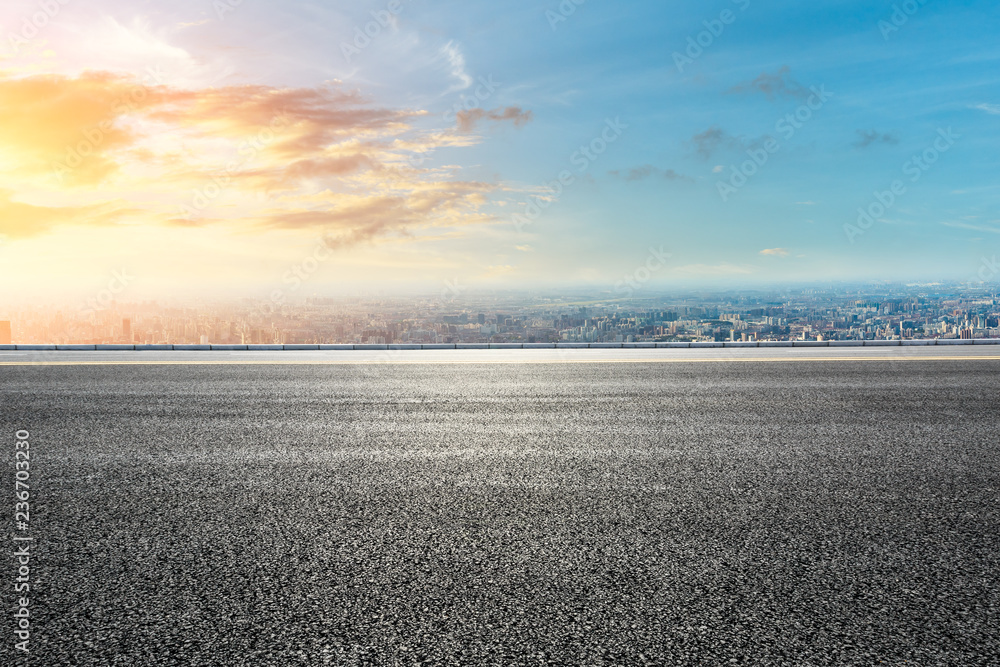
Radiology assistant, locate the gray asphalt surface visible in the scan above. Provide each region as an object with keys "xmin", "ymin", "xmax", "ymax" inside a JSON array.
[{"xmin": 2, "ymin": 354, "xmax": 999, "ymax": 665}]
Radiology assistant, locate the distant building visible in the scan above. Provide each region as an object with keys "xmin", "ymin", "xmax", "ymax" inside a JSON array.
[
  {"xmin": 0, "ymin": 321, "xmax": 10, "ymax": 344},
  {"xmin": 122, "ymin": 318, "xmax": 132, "ymax": 342}
]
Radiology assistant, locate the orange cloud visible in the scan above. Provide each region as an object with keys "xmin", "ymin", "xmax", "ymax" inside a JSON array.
[
  {"xmin": 0, "ymin": 190, "xmax": 136, "ymax": 239},
  {"xmin": 456, "ymin": 106, "xmax": 534, "ymax": 132},
  {"xmin": 0, "ymin": 69, "xmax": 520, "ymax": 247},
  {"xmin": 0, "ymin": 70, "xmax": 160, "ymax": 186}
]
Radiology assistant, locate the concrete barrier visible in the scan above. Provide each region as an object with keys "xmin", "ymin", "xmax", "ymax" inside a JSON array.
[{"xmin": 9, "ymin": 338, "xmax": 1000, "ymax": 353}]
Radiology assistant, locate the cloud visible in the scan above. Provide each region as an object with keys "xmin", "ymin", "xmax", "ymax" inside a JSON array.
[
  {"xmin": 256, "ymin": 180, "xmax": 497, "ymax": 244},
  {"xmin": 759, "ymin": 248, "xmax": 790, "ymax": 257},
  {"xmin": 853, "ymin": 129, "xmax": 899, "ymax": 148},
  {"xmin": 942, "ymin": 221, "xmax": 1000, "ymax": 235},
  {"xmin": 692, "ymin": 126, "xmax": 741, "ymax": 158},
  {"xmin": 456, "ymin": 106, "xmax": 533, "ymax": 132},
  {"xmin": 0, "ymin": 70, "xmax": 161, "ymax": 186},
  {"xmin": 0, "ymin": 190, "xmax": 134, "ymax": 239},
  {"xmin": 440, "ymin": 41, "xmax": 473, "ymax": 91},
  {"xmin": 0, "ymin": 70, "xmax": 508, "ymax": 248},
  {"xmin": 728, "ymin": 66, "xmax": 808, "ymax": 100},
  {"xmin": 691, "ymin": 127, "xmax": 773, "ymax": 159},
  {"xmin": 971, "ymin": 103, "xmax": 1000, "ymax": 115},
  {"xmin": 609, "ymin": 165, "xmax": 689, "ymax": 182}
]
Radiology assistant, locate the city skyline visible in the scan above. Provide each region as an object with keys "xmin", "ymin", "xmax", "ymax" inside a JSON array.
[
  {"xmin": 5, "ymin": 282, "xmax": 999, "ymax": 346},
  {"xmin": 1, "ymin": 1, "xmax": 999, "ymax": 301}
]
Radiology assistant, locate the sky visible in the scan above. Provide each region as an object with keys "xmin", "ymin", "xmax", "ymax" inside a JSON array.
[{"xmin": 0, "ymin": 0, "xmax": 998, "ymax": 302}]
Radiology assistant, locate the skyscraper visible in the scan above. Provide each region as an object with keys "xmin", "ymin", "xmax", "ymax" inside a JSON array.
[
  {"xmin": 122, "ymin": 318, "xmax": 132, "ymax": 342},
  {"xmin": 0, "ymin": 321, "xmax": 11, "ymax": 345}
]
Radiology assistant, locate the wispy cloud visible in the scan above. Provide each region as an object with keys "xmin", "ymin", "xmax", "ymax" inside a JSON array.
[
  {"xmin": 759, "ymin": 248, "xmax": 790, "ymax": 257},
  {"xmin": 853, "ymin": 129, "xmax": 899, "ymax": 148},
  {"xmin": 691, "ymin": 126, "xmax": 741, "ymax": 159},
  {"xmin": 440, "ymin": 41, "xmax": 473, "ymax": 91},
  {"xmin": 728, "ymin": 66, "xmax": 808, "ymax": 100},
  {"xmin": 0, "ymin": 69, "xmax": 507, "ymax": 246},
  {"xmin": 971, "ymin": 103, "xmax": 1000, "ymax": 115},
  {"xmin": 456, "ymin": 106, "xmax": 533, "ymax": 132},
  {"xmin": 609, "ymin": 165, "xmax": 689, "ymax": 182},
  {"xmin": 942, "ymin": 221, "xmax": 1000, "ymax": 234}
]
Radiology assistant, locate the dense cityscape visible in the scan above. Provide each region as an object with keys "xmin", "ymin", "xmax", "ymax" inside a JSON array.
[{"xmin": 3, "ymin": 283, "xmax": 999, "ymax": 346}]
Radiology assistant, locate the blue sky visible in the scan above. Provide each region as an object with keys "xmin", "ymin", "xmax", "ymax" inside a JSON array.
[{"xmin": 1, "ymin": 0, "xmax": 998, "ymax": 298}]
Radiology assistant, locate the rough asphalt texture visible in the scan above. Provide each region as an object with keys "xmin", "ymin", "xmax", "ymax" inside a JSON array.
[{"xmin": 2, "ymin": 360, "xmax": 999, "ymax": 666}]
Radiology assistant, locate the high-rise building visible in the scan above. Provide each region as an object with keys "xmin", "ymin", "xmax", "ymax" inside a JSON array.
[
  {"xmin": 122, "ymin": 318, "xmax": 132, "ymax": 342},
  {"xmin": 0, "ymin": 321, "xmax": 10, "ymax": 345}
]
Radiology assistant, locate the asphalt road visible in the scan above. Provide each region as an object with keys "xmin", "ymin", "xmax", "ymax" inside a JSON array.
[{"xmin": 2, "ymin": 354, "xmax": 998, "ymax": 665}]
